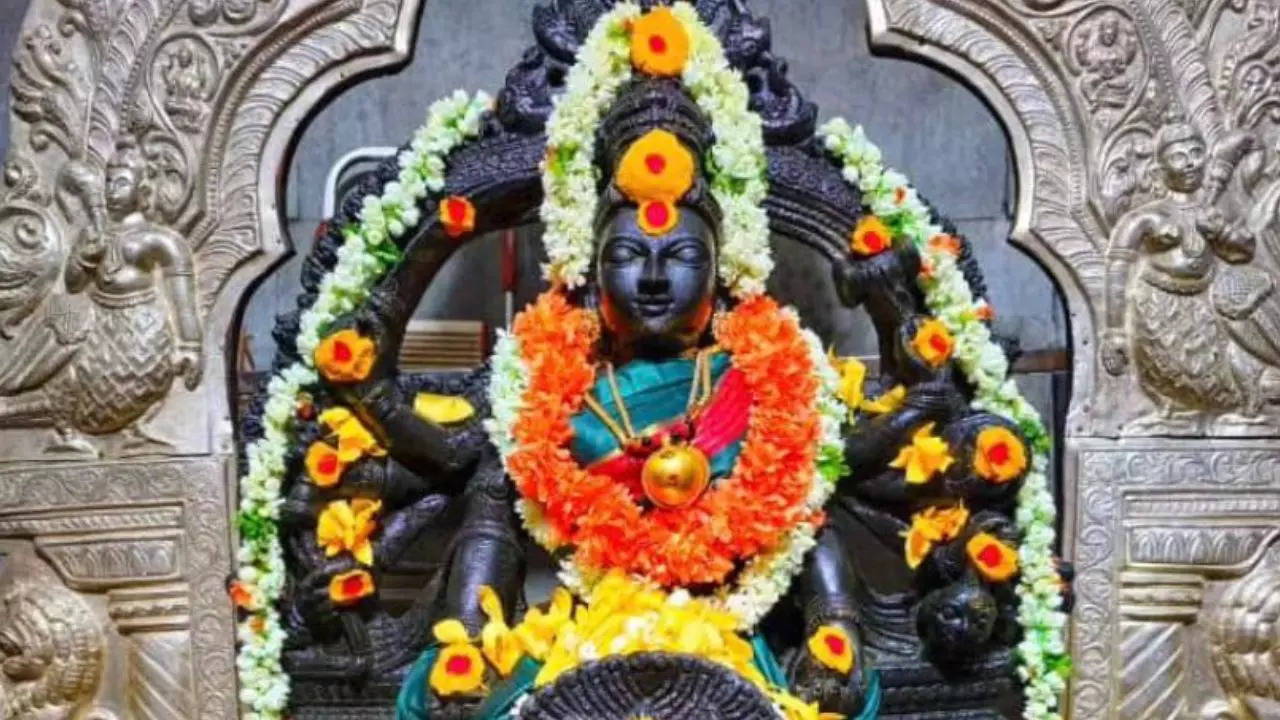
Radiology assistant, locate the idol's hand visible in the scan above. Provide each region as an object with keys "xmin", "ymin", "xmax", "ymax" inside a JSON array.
[{"xmin": 788, "ymin": 618, "xmax": 867, "ymax": 717}]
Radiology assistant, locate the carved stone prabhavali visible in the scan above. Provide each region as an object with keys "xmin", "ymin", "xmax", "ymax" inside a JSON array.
[{"xmin": 0, "ymin": 0, "xmax": 1275, "ymax": 717}]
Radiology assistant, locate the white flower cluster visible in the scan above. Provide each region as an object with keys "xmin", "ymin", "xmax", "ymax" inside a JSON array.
[
  {"xmin": 819, "ymin": 117, "xmax": 1068, "ymax": 720},
  {"xmin": 234, "ymin": 89, "xmax": 490, "ymax": 720},
  {"xmin": 538, "ymin": 1, "xmax": 773, "ymax": 298},
  {"xmin": 486, "ymin": 310, "xmax": 844, "ymax": 632}
]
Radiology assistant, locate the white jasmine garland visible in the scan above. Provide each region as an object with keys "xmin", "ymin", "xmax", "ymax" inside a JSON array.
[
  {"xmin": 234, "ymin": 89, "xmax": 491, "ymax": 720},
  {"xmin": 819, "ymin": 117, "xmax": 1069, "ymax": 720},
  {"xmin": 539, "ymin": 2, "xmax": 771, "ymax": 298}
]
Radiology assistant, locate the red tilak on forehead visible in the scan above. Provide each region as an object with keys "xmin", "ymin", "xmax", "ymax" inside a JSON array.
[{"xmin": 645, "ymin": 201, "xmax": 670, "ymax": 229}]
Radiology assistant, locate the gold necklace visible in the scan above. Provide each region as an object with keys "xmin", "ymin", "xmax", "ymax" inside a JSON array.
[{"xmin": 582, "ymin": 347, "xmax": 718, "ymax": 508}]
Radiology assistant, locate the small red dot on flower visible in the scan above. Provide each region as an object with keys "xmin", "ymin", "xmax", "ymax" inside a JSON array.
[
  {"xmin": 645, "ymin": 153, "xmax": 667, "ymax": 174},
  {"xmin": 864, "ymin": 232, "xmax": 884, "ymax": 253},
  {"xmin": 341, "ymin": 574, "xmax": 366, "ymax": 597},
  {"xmin": 977, "ymin": 543, "xmax": 1003, "ymax": 568},
  {"xmin": 318, "ymin": 454, "xmax": 339, "ymax": 475},
  {"xmin": 645, "ymin": 202, "xmax": 670, "ymax": 229},
  {"xmin": 333, "ymin": 341, "xmax": 352, "ymax": 363},
  {"xmin": 824, "ymin": 634, "xmax": 847, "ymax": 656},
  {"xmin": 445, "ymin": 655, "xmax": 473, "ymax": 675},
  {"xmin": 648, "ymin": 34, "xmax": 668, "ymax": 54},
  {"xmin": 447, "ymin": 198, "xmax": 468, "ymax": 223},
  {"xmin": 894, "ymin": 187, "xmax": 906, "ymax": 204},
  {"xmin": 929, "ymin": 334, "xmax": 950, "ymax": 355},
  {"xmin": 987, "ymin": 442, "xmax": 1010, "ymax": 466}
]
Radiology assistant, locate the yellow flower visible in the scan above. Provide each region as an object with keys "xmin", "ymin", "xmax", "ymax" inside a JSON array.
[
  {"xmin": 772, "ymin": 692, "xmax": 845, "ymax": 720},
  {"xmin": 513, "ymin": 587, "xmax": 573, "ymax": 660},
  {"xmin": 413, "ymin": 393, "xmax": 476, "ymax": 424},
  {"xmin": 830, "ymin": 353, "xmax": 867, "ymax": 411},
  {"xmin": 807, "ymin": 624, "xmax": 855, "ymax": 675},
  {"xmin": 614, "ymin": 129, "xmax": 695, "ymax": 204},
  {"xmin": 628, "ymin": 7, "xmax": 689, "ymax": 77},
  {"xmin": 850, "ymin": 214, "xmax": 893, "ymax": 256},
  {"xmin": 911, "ymin": 318, "xmax": 955, "ymax": 368},
  {"xmin": 903, "ymin": 504, "xmax": 969, "ymax": 569},
  {"xmin": 315, "ymin": 329, "xmax": 376, "ymax": 383},
  {"xmin": 304, "ymin": 441, "xmax": 346, "ymax": 487},
  {"xmin": 319, "ymin": 407, "xmax": 386, "ymax": 462},
  {"xmin": 316, "ymin": 498, "xmax": 381, "ymax": 565},
  {"xmin": 889, "ymin": 422, "xmax": 954, "ymax": 485},
  {"xmin": 636, "ymin": 199, "xmax": 680, "ymax": 236},
  {"xmin": 439, "ymin": 195, "xmax": 476, "ymax": 238},
  {"xmin": 967, "ymin": 532, "xmax": 1019, "ymax": 582},
  {"xmin": 973, "ymin": 426, "xmax": 1027, "ymax": 484},
  {"xmin": 861, "ymin": 383, "xmax": 906, "ymax": 415},
  {"xmin": 430, "ymin": 642, "xmax": 486, "ymax": 696},
  {"xmin": 478, "ymin": 585, "xmax": 523, "ymax": 677},
  {"xmin": 328, "ymin": 569, "xmax": 375, "ymax": 606}
]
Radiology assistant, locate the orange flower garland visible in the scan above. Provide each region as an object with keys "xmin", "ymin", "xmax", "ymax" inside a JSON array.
[{"xmin": 506, "ymin": 290, "xmax": 822, "ymax": 587}]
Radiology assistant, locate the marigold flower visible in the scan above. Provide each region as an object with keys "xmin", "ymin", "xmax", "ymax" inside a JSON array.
[
  {"xmin": 413, "ymin": 392, "xmax": 476, "ymax": 424},
  {"xmin": 807, "ymin": 625, "xmax": 855, "ymax": 675},
  {"xmin": 967, "ymin": 532, "xmax": 1019, "ymax": 582},
  {"xmin": 850, "ymin": 215, "xmax": 892, "ymax": 256},
  {"xmin": 315, "ymin": 329, "xmax": 376, "ymax": 383},
  {"xmin": 889, "ymin": 422, "xmax": 954, "ymax": 485},
  {"xmin": 973, "ymin": 426, "xmax": 1027, "ymax": 484},
  {"xmin": 615, "ymin": 129, "xmax": 695, "ymax": 204},
  {"xmin": 430, "ymin": 642, "xmax": 486, "ymax": 696},
  {"xmin": 319, "ymin": 407, "xmax": 386, "ymax": 462},
  {"xmin": 328, "ymin": 569, "xmax": 375, "ymax": 606},
  {"xmin": 628, "ymin": 7, "xmax": 689, "ymax": 77},
  {"xmin": 478, "ymin": 585, "xmax": 523, "ymax": 677},
  {"xmin": 911, "ymin": 318, "xmax": 954, "ymax": 368},
  {"xmin": 304, "ymin": 441, "xmax": 346, "ymax": 487},
  {"xmin": 229, "ymin": 580, "xmax": 256, "ymax": 610},
  {"xmin": 860, "ymin": 384, "xmax": 906, "ymax": 415},
  {"xmin": 316, "ymin": 498, "xmax": 381, "ymax": 566},
  {"xmin": 439, "ymin": 195, "xmax": 476, "ymax": 238},
  {"xmin": 929, "ymin": 233, "xmax": 962, "ymax": 256}
]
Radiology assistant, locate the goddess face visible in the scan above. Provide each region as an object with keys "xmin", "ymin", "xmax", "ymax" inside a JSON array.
[
  {"xmin": 1157, "ymin": 132, "xmax": 1206, "ymax": 193},
  {"xmin": 105, "ymin": 162, "xmax": 141, "ymax": 219},
  {"xmin": 597, "ymin": 206, "xmax": 716, "ymax": 358}
]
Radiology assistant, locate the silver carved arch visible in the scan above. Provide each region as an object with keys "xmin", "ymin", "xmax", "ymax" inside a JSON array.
[{"xmin": 0, "ymin": 0, "xmax": 1276, "ymax": 718}]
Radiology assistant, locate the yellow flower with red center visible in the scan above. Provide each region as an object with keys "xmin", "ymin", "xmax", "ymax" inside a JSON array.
[
  {"xmin": 860, "ymin": 384, "xmax": 906, "ymax": 415},
  {"xmin": 903, "ymin": 504, "xmax": 970, "ymax": 569},
  {"xmin": 628, "ymin": 7, "xmax": 689, "ymax": 77},
  {"xmin": 889, "ymin": 422, "xmax": 954, "ymax": 485},
  {"xmin": 966, "ymin": 532, "xmax": 1019, "ymax": 582},
  {"xmin": 615, "ymin": 129, "xmax": 696, "ymax": 207},
  {"xmin": 319, "ymin": 407, "xmax": 387, "ymax": 462},
  {"xmin": 439, "ymin": 195, "xmax": 476, "ymax": 238},
  {"xmin": 807, "ymin": 625, "xmax": 855, "ymax": 675},
  {"xmin": 973, "ymin": 426, "xmax": 1027, "ymax": 484},
  {"xmin": 429, "ymin": 619, "xmax": 487, "ymax": 696},
  {"xmin": 328, "ymin": 569, "xmax": 375, "ymax": 606},
  {"xmin": 637, "ymin": 199, "xmax": 679, "ymax": 236},
  {"xmin": 911, "ymin": 318, "xmax": 954, "ymax": 368},
  {"xmin": 315, "ymin": 329, "xmax": 376, "ymax": 383},
  {"xmin": 850, "ymin": 215, "xmax": 893, "ymax": 256},
  {"xmin": 316, "ymin": 498, "xmax": 381, "ymax": 566},
  {"xmin": 304, "ymin": 441, "xmax": 346, "ymax": 487},
  {"xmin": 477, "ymin": 585, "xmax": 523, "ymax": 677},
  {"xmin": 928, "ymin": 233, "xmax": 962, "ymax": 256}
]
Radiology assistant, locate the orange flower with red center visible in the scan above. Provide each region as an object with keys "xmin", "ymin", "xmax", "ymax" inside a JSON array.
[
  {"xmin": 973, "ymin": 426, "xmax": 1027, "ymax": 484},
  {"xmin": 615, "ymin": 129, "xmax": 695, "ymax": 206},
  {"xmin": 807, "ymin": 625, "xmax": 855, "ymax": 674},
  {"xmin": 505, "ymin": 290, "xmax": 822, "ymax": 587},
  {"xmin": 628, "ymin": 7, "xmax": 689, "ymax": 77},
  {"xmin": 966, "ymin": 532, "xmax": 1019, "ymax": 582},
  {"xmin": 315, "ymin": 329, "xmax": 375, "ymax": 383},
  {"xmin": 850, "ymin": 215, "xmax": 892, "ymax": 256},
  {"xmin": 637, "ymin": 200, "xmax": 679, "ymax": 235},
  {"xmin": 439, "ymin": 195, "xmax": 476, "ymax": 238},
  {"xmin": 911, "ymin": 318, "xmax": 954, "ymax": 368},
  {"xmin": 328, "ymin": 569, "xmax": 375, "ymax": 606},
  {"xmin": 304, "ymin": 441, "xmax": 346, "ymax": 487}
]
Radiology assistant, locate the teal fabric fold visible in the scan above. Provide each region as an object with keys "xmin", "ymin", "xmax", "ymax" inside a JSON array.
[
  {"xmin": 395, "ymin": 646, "xmax": 439, "ymax": 720},
  {"xmin": 475, "ymin": 656, "xmax": 541, "ymax": 720},
  {"xmin": 750, "ymin": 632, "xmax": 788, "ymax": 690}
]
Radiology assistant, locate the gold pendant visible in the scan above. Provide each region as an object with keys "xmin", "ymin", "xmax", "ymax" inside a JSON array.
[{"xmin": 641, "ymin": 442, "xmax": 711, "ymax": 509}]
